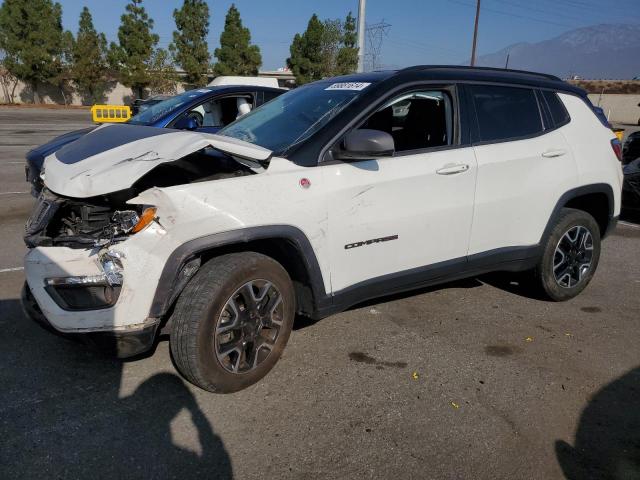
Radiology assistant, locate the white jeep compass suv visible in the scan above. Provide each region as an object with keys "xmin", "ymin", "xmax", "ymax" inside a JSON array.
[{"xmin": 22, "ymin": 66, "xmax": 623, "ymax": 392}]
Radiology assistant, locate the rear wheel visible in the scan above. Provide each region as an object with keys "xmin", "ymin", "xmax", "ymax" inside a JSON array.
[
  {"xmin": 534, "ymin": 208, "xmax": 601, "ymax": 301},
  {"xmin": 170, "ymin": 252, "xmax": 295, "ymax": 393}
]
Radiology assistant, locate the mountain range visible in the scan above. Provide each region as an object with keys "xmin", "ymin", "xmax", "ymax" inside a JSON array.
[{"xmin": 476, "ymin": 24, "xmax": 640, "ymax": 79}]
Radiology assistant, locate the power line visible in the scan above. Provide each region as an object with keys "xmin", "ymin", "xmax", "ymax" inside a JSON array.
[
  {"xmin": 388, "ymin": 35, "xmax": 468, "ymax": 56},
  {"xmin": 488, "ymin": 0, "xmax": 592, "ymax": 24},
  {"xmin": 449, "ymin": 0, "xmax": 577, "ymax": 28},
  {"xmin": 488, "ymin": 0, "xmax": 640, "ymax": 23}
]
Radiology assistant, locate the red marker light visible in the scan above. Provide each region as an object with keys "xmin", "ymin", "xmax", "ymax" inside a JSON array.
[{"xmin": 299, "ymin": 178, "xmax": 311, "ymax": 189}]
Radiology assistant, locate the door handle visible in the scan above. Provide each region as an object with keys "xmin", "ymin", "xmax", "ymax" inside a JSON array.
[
  {"xmin": 541, "ymin": 149, "xmax": 567, "ymax": 158},
  {"xmin": 436, "ymin": 163, "xmax": 469, "ymax": 175}
]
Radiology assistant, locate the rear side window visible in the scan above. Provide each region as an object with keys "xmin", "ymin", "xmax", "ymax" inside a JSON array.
[
  {"xmin": 263, "ymin": 90, "xmax": 282, "ymax": 103},
  {"xmin": 469, "ymin": 85, "xmax": 542, "ymax": 142},
  {"xmin": 541, "ymin": 90, "xmax": 570, "ymax": 128}
]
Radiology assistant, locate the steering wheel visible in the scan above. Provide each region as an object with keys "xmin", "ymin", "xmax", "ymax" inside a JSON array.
[{"xmin": 187, "ymin": 111, "xmax": 203, "ymax": 128}]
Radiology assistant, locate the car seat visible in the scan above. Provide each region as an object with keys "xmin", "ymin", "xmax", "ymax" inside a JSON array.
[
  {"xmin": 202, "ymin": 101, "xmax": 223, "ymax": 127},
  {"xmin": 393, "ymin": 99, "xmax": 447, "ymax": 151},
  {"xmin": 236, "ymin": 97, "xmax": 253, "ymax": 119}
]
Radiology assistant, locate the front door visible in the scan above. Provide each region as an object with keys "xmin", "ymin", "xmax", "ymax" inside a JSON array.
[{"xmin": 323, "ymin": 89, "xmax": 478, "ymax": 293}]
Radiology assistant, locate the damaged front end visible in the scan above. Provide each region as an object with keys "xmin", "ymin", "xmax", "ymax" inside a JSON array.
[
  {"xmin": 25, "ymin": 124, "xmax": 270, "ymax": 249},
  {"xmin": 24, "ymin": 188, "xmax": 155, "ymax": 249},
  {"xmin": 22, "ymin": 124, "xmax": 273, "ymax": 352},
  {"xmin": 24, "ymin": 188, "xmax": 145, "ymax": 310}
]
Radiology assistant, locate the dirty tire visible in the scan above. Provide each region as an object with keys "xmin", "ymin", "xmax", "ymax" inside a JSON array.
[
  {"xmin": 533, "ymin": 208, "xmax": 601, "ymax": 301},
  {"xmin": 170, "ymin": 252, "xmax": 295, "ymax": 393}
]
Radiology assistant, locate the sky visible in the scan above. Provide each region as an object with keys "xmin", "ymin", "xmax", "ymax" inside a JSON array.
[{"xmin": 55, "ymin": 0, "xmax": 640, "ymax": 70}]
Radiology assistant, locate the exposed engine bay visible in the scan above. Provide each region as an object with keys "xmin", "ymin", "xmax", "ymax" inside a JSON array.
[{"xmin": 24, "ymin": 150, "xmax": 256, "ymax": 249}]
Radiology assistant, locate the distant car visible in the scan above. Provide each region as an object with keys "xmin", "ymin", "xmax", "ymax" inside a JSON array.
[
  {"xmin": 622, "ymin": 131, "xmax": 640, "ymax": 165},
  {"xmin": 208, "ymin": 75, "xmax": 281, "ymax": 89},
  {"xmin": 25, "ymin": 85, "xmax": 285, "ymax": 195},
  {"xmin": 130, "ymin": 94, "xmax": 172, "ymax": 115}
]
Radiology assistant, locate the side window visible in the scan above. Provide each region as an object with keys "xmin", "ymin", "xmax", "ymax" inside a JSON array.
[
  {"xmin": 186, "ymin": 94, "xmax": 254, "ymax": 128},
  {"xmin": 263, "ymin": 91, "xmax": 282, "ymax": 103},
  {"xmin": 469, "ymin": 85, "xmax": 542, "ymax": 142},
  {"xmin": 360, "ymin": 90, "xmax": 453, "ymax": 153},
  {"xmin": 542, "ymin": 90, "xmax": 570, "ymax": 128}
]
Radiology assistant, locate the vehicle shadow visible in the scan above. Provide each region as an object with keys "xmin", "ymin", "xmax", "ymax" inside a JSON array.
[
  {"xmin": 0, "ymin": 298, "xmax": 233, "ymax": 479},
  {"xmin": 293, "ymin": 277, "xmax": 483, "ymax": 330},
  {"xmin": 620, "ymin": 209, "xmax": 640, "ymax": 225},
  {"xmin": 556, "ymin": 366, "xmax": 640, "ymax": 479},
  {"xmin": 479, "ymin": 271, "xmax": 550, "ymax": 301}
]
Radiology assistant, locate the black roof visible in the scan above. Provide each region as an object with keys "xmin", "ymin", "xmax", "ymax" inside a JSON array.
[{"xmin": 321, "ymin": 65, "xmax": 585, "ymax": 97}]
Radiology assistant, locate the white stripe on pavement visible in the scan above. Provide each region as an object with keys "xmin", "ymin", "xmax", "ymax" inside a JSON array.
[
  {"xmin": 0, "ymin": 267, "xmax": 24, "ymax": 273},
  {"xmin": 0, "ymin": 191, "xmax": 29, "ymax": 195},
  {"xmin": 619, "ymin": 221, "xmax": 640, "ymax": 229}
]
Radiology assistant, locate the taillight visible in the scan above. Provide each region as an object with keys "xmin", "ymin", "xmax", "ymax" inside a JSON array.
[{"xmin": 611, "ymin": 138, "xmax": 622, "ymax": 162}]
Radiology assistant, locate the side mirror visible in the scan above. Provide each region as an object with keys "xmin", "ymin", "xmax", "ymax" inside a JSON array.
[
  {"xmin": 174, "ymin": 116, "xmax": 198, "ymax": 131},
  {"xmin": 338, "ymin": 129, "xmax": 394, "ymax": 160}
]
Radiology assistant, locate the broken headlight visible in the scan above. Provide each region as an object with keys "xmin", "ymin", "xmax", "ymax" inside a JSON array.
[{"xmin": 111, "ymin": 207, "xmax": 157, "ymax": 235}]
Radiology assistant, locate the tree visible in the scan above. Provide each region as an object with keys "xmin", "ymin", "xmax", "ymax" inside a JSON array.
[
  {"xmin": 148, "ymin": 48, "xmax": 179, "ymax": 95},
  {"xmin": 170, "ymin": 0, "xmax": 211, "ymax": 87},
  {"xmin": 319, "ymin": 19, "xmax": 343, "ymax": 78},
  {"xmin": 214, "ymin": 4, "xmax": 262, "ymax": 76},
  {"xmin": 286, "ymin": 14, "xmax": 324, "ymax": 85},
  {"xmin": 336, "ymin": 12, "xmax": 358, "ymax": 75},
  {"xmin": 0, "ymin": 59, "xmax": 19, "ymax": 103},
  {"xmin": 109, "ymin": 0, "xmax": 159, "ymax": 99},
  {"xmin": 53, "ymin": 30, "xmax": 75, "ymax": 105},
  {"xmin": 288, "ymin": 12, "xmax": 360, "ymax": 85},
  {"xmin": 70, "ymin": 7, "xmax": 109, "ymax": 104},
  {"xmin": 0, "ymin": 0, "xmax": 67, "ymax": 103}
]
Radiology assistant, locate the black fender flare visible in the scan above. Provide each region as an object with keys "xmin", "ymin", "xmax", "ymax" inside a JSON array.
[
  {"xmin": 148, "ymin": 225, "xmax": 328, "ymax": 318},
  {"xmin": 539, "ymin": 183, "xmax": 617, "ymax": 245}
]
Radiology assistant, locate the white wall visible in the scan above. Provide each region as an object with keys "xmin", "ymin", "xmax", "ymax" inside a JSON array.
[
  {"xmin": 588, "ymin": 94, "xmax": 640, "ymax": 125},
  {"xmin": 1, "ymin": 79, "xmax": 186, "ymax": 106}
]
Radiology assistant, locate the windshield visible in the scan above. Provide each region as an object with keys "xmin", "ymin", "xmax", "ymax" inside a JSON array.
[
  {"xmin": 128, "ymin": 89, "xmax": 208, "ymax": 125},
  {"xmin": 218, "ymin": 82, "xmax": 367, "ymax": 153}
]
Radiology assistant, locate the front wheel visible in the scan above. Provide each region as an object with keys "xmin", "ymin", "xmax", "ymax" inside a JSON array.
[
  {"xmin": 533, "ymin": 208, "xmax": 601, "ymax": 301},
  {"xmin": 170, "ymin": 252, "xmax": 295, "ymax": 393}
]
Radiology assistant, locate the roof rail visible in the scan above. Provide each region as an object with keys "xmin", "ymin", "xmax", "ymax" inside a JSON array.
[{"xmin": 399, "ymin": 65, "xmax": 562, "ymax": 82}]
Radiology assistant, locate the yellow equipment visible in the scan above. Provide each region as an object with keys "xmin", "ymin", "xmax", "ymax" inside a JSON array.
[
  {"xmin": 612, "ymin": 128, "xmax": 625, "ymax": 142},
  {"xmin": 91, "ymin": 104, "xmax": 132, "ymax": 123}
]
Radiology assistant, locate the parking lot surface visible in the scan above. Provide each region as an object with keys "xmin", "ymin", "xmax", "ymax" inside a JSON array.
[{"xmin": 1, "ymin": 107, "xmax": 639, "ymax": 479}]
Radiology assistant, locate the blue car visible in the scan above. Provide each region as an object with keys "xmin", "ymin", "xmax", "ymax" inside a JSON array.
[{"xmin": 25, "ymin": 84, "xmax": 285, "ymax": 194}]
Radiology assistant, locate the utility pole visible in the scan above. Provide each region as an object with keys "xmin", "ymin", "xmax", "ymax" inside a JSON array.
[
  {"xmin": 470, "ymin": 0, "xmax": 481, "ymax": 66},
  {"xmin": 357, "ymin": 0, "xmax": 366, "ymax": 73}
]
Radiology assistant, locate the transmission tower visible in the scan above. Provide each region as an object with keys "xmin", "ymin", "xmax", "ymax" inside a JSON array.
[{"xmin": 365, "ymin": 20, "xmax": 391, "ymax": 72}]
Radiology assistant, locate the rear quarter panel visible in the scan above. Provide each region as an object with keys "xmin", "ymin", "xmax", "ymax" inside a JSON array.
[{"xmin": 558, "ymin": 93, "xmax": 623, "ymax": 215}]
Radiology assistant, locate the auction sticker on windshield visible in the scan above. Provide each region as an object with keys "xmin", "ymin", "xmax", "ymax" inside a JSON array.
[{"xmin": 325, "ymin": 82, "xmax": 371, "ymax": 91}]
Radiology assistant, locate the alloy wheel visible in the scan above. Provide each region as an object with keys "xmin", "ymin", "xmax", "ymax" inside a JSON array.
[
  {"xmin": 553, "ymin": 225, "xmax": 594, "ymax": 288},
  {"xmin": 215, "ymin": 279, "xmax": 284, "ymax": 374}
]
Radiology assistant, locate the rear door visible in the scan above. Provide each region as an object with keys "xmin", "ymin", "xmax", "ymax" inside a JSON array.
[{"xmin": 466, "ymin": 84, "xmax": 577, "ymax": 255}]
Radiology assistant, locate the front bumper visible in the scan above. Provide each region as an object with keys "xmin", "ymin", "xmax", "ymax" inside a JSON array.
[
  {"xmin": 21, "ymin": 283, "xmax": 159, "ymax": 358},
  {"xmin": 23, "ymin": 227, "xmax": 168, "ymax": 329}
]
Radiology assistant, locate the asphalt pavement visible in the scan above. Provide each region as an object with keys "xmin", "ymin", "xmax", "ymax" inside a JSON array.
[{"xmin": 0, "ymin": 107, "xmax": 639, "ymax": 479}]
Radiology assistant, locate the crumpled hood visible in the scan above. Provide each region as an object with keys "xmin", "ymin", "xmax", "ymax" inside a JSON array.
[{"xmin": 43, "ymin": 123, "xmax": 272, "ymax": 198}]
